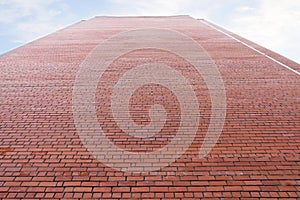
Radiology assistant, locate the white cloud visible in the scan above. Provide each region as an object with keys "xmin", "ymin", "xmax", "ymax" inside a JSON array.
[
  {"xmin": 230, "ymin": 0, "xmax": 300, "ymax": 63},
  {"xmin": 108, "ymin": 0, "xmax": 210, "ymax": 18},
  {"xmin": 237, "ymin": 6, "xmax": 255, "ymax": 12},
  {"xmin": 0, "ymin": 0, "xmax": 71, "ymax": 43},
  {"xmin": 14, "ymin": 22, "xmax": 59, "ymax": 43},
  {"xmin": 0, "ymin": 0, "xmax": 57, "ymax": 23}
]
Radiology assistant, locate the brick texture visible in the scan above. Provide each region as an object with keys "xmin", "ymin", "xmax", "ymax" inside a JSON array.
[{"xmin": 0, "ymin": 16, "xmax": 299, "ymax": 199}]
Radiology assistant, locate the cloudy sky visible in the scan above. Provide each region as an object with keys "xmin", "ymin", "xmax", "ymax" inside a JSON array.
[{"xmin": 0, "ymin": 0, "xmax": 299, "ymax": 63}]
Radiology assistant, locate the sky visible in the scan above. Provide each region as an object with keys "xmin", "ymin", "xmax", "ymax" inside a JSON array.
[{"xmin": 0, "ymin": 0, "xmax": 299, "ymax": 63}]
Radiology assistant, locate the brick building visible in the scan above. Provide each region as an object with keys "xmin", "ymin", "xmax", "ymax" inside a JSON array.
[{"xmin": 0, "ymin": 16, "xmax": 299, "ymax": 199}]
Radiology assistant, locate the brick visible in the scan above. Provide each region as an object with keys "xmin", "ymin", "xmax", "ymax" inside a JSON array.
[
  {"xmin": 169, "ymin": 187, "xmax": 187, "ymax": 192},
  {"xmin": 27, "ymin": 187, "xmax": 46, "ymax": 193},
  {"xmin": 224, "ymin": 186, "xmax": 243, "ymax": 191},
  {"xmin": 206, "ymin": 186, "xmax": 224, "ymax": 191},
  {"xmin": 142, "ymin": 193, "xmax": 155, "ymax": 198},
  {"xmin": 0, "ymin": 187, "xmax": 9, "ymax": 192},
  {"xmin": 21, "ymin": 182, "xmax": 39, "ymax": 187},
  {"xmin": 93, "ymin": 187, "xmax": 111, "ymax": 193},
  {"xmin": 73, "ymin": 187, "xmax": 92, "ymax": 193},
  {"xmin": 112, "ymin": 192, "xmax": 122, "ymax": 198},
  {"xmin": 122, "ymin": 193, "xmax": 132, "ymax": 198},
  {"xmin": 112, "ymin": 187, "xmax": 130, "ymax": 193},
  {"xmin": 131, "ymin": 193, "xmax": 141, "ymax": 198},
  {"xmin": 39, "ymin": 182, "xmax": 57, "ymax": 187},
  {"xmin": 63, "ymin": 181, "xmax": 81, "ymax": 186},
  {"xmin": 81, "ymin": 181, "xmax": 99, "ymax": 186},
  {"xmin": 131, "ymin": 187, "xmax": 150, "ymax": 192},
  {"xmin": 150, "ymin": 187, "xmax": 169, "ymax": 192},
  {"xmin": 242, "ymin": 186, "xmax": 261, "ymax": 191},
  {"xmin": 187, "ymin": 186, "xmax": 206, "ymax": 192}
]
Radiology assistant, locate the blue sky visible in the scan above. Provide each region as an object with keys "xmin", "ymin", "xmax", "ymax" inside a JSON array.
[{"xmin": 0, "ymin": 0, "xmax": 299, "ymax": 63}]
